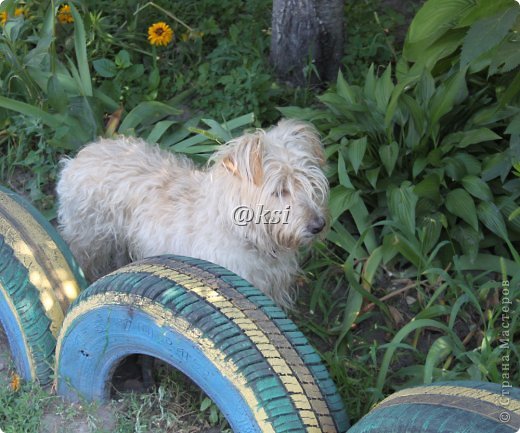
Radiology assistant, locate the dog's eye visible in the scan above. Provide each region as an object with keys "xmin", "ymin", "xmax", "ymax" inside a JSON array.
[{"xmin": 273, "ymin": 189, "xmax": 289, "ymax": 198}]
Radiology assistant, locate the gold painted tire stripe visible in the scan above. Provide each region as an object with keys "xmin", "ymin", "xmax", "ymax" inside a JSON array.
[
  {"xmin": 0, "ymin": 192, "xmax": 82, "ymax": 335},
  {"xmin": 377, "ymin": 385, "xmax": 520, "ymax": 429}
]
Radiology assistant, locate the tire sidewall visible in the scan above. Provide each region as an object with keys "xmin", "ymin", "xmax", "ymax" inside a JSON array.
[
  {"xmin": 0, "ymin": 290, "xmax": 33, "ymax": 380},
  {"xmin": 58, "ymin": 304, "xmax": 263, "ymax": 433}
]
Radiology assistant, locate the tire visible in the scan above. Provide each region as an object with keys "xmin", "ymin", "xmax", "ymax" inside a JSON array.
[
  {"xmin": 349, "ymin": 381, "xmax": 520, "ymax": 433},
  {"xmin": 56, "ymin": 255, "xmax": 350, "ymax": 433},
  {"xmin": 0, "ymin": 186, "xmax": 87, "ymax": 385}
]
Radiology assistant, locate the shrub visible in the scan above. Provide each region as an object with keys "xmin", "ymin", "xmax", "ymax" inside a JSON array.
[{"xmin": 282, "ymin": 0, "xmax": 520, "ymax": 413}]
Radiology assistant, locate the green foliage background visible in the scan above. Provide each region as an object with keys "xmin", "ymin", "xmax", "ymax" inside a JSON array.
[{"xmin": 0, "ymin": 0, "xmax": 519, "ymax": 429}]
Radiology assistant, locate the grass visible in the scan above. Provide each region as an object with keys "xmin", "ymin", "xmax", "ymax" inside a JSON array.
[
  {"xmin": 0, "ymin": 380, "xmax": 229, "ymax": 433},
  {"xmin": 295, "ymin": 261, "xmax": 519, "ymax": 420},
  {"xmin": 0, "ymin": 340, "xmax": 231, "ymax": 432}
]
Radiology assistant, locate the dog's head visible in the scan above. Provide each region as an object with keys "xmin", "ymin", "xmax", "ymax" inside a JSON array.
[{"xmin": 211, "ymin": 119, "xmax": 329, "ymax": 252}]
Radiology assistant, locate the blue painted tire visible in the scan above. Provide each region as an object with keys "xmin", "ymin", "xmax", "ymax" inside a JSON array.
[
  {"xmin": 0, "ymin": 186, "xmax": 87, "ymax": 384},
  {"xmin": 349, "ymin": 381, "xmax": 520, "ymax": 433},
  {"xmin": 55, "ymin": 255, "xmax": 350, "ymax": 433}
]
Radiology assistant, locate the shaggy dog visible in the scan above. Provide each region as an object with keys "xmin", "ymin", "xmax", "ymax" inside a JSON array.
[{"xmin": 56, "ymin": 119, "xmax": 329, "ymax": 309}]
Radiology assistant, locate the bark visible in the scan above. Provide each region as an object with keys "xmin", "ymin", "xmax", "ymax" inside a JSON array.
[{"xmin": 270, "ymin": 0, "xmax": 344, "ymax": 86}]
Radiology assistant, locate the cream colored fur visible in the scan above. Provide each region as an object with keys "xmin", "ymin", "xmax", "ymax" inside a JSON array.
[{"xmin": 56, "ymin": 119, "xmax": 329, "ymax": 309}]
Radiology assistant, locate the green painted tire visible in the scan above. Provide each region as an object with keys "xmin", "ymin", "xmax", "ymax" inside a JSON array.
[
  {"xmin": 55, "ymin": 255, "xmax": 350, "ymax": 433},
  {"xmin": 349, "ymin": 381, "xmax": 520, "ymax": 433},
  {"xmin": 0, "ymin": 186, "xmax": 87, "ymax": 385}
]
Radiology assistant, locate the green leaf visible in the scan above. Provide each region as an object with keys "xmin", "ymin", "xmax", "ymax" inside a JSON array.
[
  {"xmin": 414, "ymin": 174, "xmax": 441, "ymax": 202},
  {"xmin": 460, "ymin": 7, "xmax": 520, "ymax": 67},
  {"xmin": 209, "ymin": 406, "xmax": 218, "ymax": 425},
  {"xmin": 385, "ymin": 63, "xmax": 424, "ymax": 126},
  {"xmin": 362, "ymin": 246, "xmax": 384, "ymax": 288},
  {"xmin": 47, "ymin": 75, "xmax": 67, "ymax": 113},
  {"xmin": 451, "ymin": 224, "xmax": 481, "ymax": 263},
  {"xmin": 337, "ymin": 149, "xmax": 354, "ymax": 188},
  {"xmin": 375, "ymin": 319, "xmax": 463, "ymax": 399},
  {"xmin": 497, "ymin": 196, "xmax": 520, "ymax": 233},
  {"xmin": 458, "ymin": 128, "xmax": 502, "ymax": 148},
  {"xmin": 329, "ymin": 186, "xmax": 358, "ymax": 222},
  {"xmin": 4, "ymin": 16, "xmax": 24, "ymax": 42},
  {"xmin": 146, "ymin": 120, "xmax": 177, "ymax": 144},
  {"xmin": 413, "ymin": 157, "xmax": 428, "ymax": 178},
  {"xmin": 416, "ymin": 70, "xmax": 436, "ymax": 104},
  {"xmin": 380, "ymin": 141, "xmax": 399, "ymax": 175},
  {"xmin": 505, "ymin": 113, "xmax": 520, "ymax": 135},
  {"xmin": 443, "ymin": 156, "xmax": 466, "ymax": 181},
  {"xmin": 490, "ymin": 38, "xmax": 520, "ymax": 75},
  {"xmin": 347, "ymin": 137, "xmax": 367, "ymax": 174},
  {"xmin": 122, "ymin": 64, "xmax": 145, "ymax": 82},
  {"xmin": 0, "ymin": 95, "xmax": 62, "ymax": 129},
  {"xmin": 403, "ymin": 0, "xmax": 475, "ymax": 61},
  {"xmin": 401, "ymin": 94, "xmax": 426, "ymax": 140},
  {"xmin": 218, "ymin": 113, "xmax": 255, "ymax": 132},
  {"xmin": 375, "ymin": 64, "xmax": 394, "ymax": 112},
  {"xmin": 421, "ymin": 29, "xmax": 468, "ymax": 70},
  {"xmin": 276, "ymin": 106, "xmax": 325, "ymax": 120},
  {"xmin": 69, "ymin": 3, "xmax": 92, "ymax": 96},
  {"xmin": 201, "ymin": 118, "xmax": 233, "ymax": 142},
  {"xmin": 388, "ymin": 182, "xmax": 418, "ymax": 236},
  {"xmin": 364, "ymin": 64, "xmax": 376, "ymax": 100},
  {"xmin": 24, "ymin": 35, "xmax": 53, "ymax": 69},
  {"xmin": 457, "ymin": 0, "xmax": 514, "ymax": 27},
  {"xmin": 482, "ymin": 152, "xmax": 511, "ymax": 181},
  {"xmin": 200, "ymin": 397, "xmax": 212, "ymax": 412},
  {"xmin": 349, "ymin": 195, "xmax": 378, "ymax": 254},
  {"xmin": 454, "ymin": 153, "xmax": 480, "ymax": 175},
  {"xmin": 477, "ymin": 201, "xmax": 509, "ymax": 241},
  {"xmin": 461, "ymin": 175, "xmax": 493, "ymax": 201},
  {"xmin": 419, "ymin": 214, "xmax": 443, "ymax": 254},
  {"xmin": 391, "ymin": 232, "xmax": 424, "ymax": 269},
  {"xmin": 337, "ymin": 70, "xmax": 356, "ymax": 104},
  {"xmin": 429, "ymin": 69, "xmax": 468, "ymax": 126},
  {"xmin": 93, "ymin": 58, "xmax": 117, "ymax": 78},
  {"xmin": 327, "ymin": 221, "xmax": 367, "ymax": 258},
  {"xmin": 119, "ymin": 101, "xmax": 181, "ymax": 133},
  {"xmin": 424, "ymin": 336, "xmax": 454, "ymax": 384},
  {"xmin": 169, "ymin": 114, "xmax": 254, "ymax": 152},
  {"xmin": 445, "ymin": 189, "xmax": 478, "ymax": 231},
  {"xmin": 148, "ymin": 67, "xmax": 160, "ymax": 90},
  {"xmin": 366, "ymin": 167, "xmax": 380, "ymax": 189},
  {"xmin": 334, "ymin": 263, "xmax": 364, "ymax": 351},
  {"xmin": 456, "ymin": 254, "xmax": 520, "ymax": 278},
  {"xmin": 115, "ymin": 49, "xmax": 132, "ymax": 69}
]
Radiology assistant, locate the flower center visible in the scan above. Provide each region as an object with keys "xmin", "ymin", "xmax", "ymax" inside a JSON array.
[{"xmin": 155, "ymin": 28, "xmax": 164, "ymax": 36}]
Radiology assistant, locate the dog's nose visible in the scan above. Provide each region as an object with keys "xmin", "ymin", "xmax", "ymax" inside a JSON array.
[{"xmin": 308, "ymin": 217, "xmax": 326, "ymax": 234}]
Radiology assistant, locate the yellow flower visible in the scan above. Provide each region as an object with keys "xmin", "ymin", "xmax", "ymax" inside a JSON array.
[
  {"xmin": 0, "ymin": 11, "xmax": 7, "ymax": 26},
  {"xmin": 15, "ymin": 7, "xmax": 26, "ymax": 17},
  {"xmin": 57, "ymin": 4, "xmax": 74, "ymax": 24},
  {"xmin": 10, "ymin": 373, "xmax": 21, "ymax": 392},
  {"xmin": 148, "ymin": 22, "xmax": 173, "ymax": 47}
]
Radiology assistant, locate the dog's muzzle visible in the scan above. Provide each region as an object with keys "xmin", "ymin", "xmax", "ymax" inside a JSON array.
[{"xmin": 307, "ymin": 216, "xmax": 326, "ymax": 235}]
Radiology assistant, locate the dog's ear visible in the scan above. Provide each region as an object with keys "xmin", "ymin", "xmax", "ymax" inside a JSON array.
[{"xmin": 222, "ymin": 133, "xmax": 264, "ymax": 186}]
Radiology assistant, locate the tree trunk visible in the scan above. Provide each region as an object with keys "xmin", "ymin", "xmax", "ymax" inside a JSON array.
[{"xmin": 270, "ymin": 0, "xmax": 344, "ymax": 86}]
